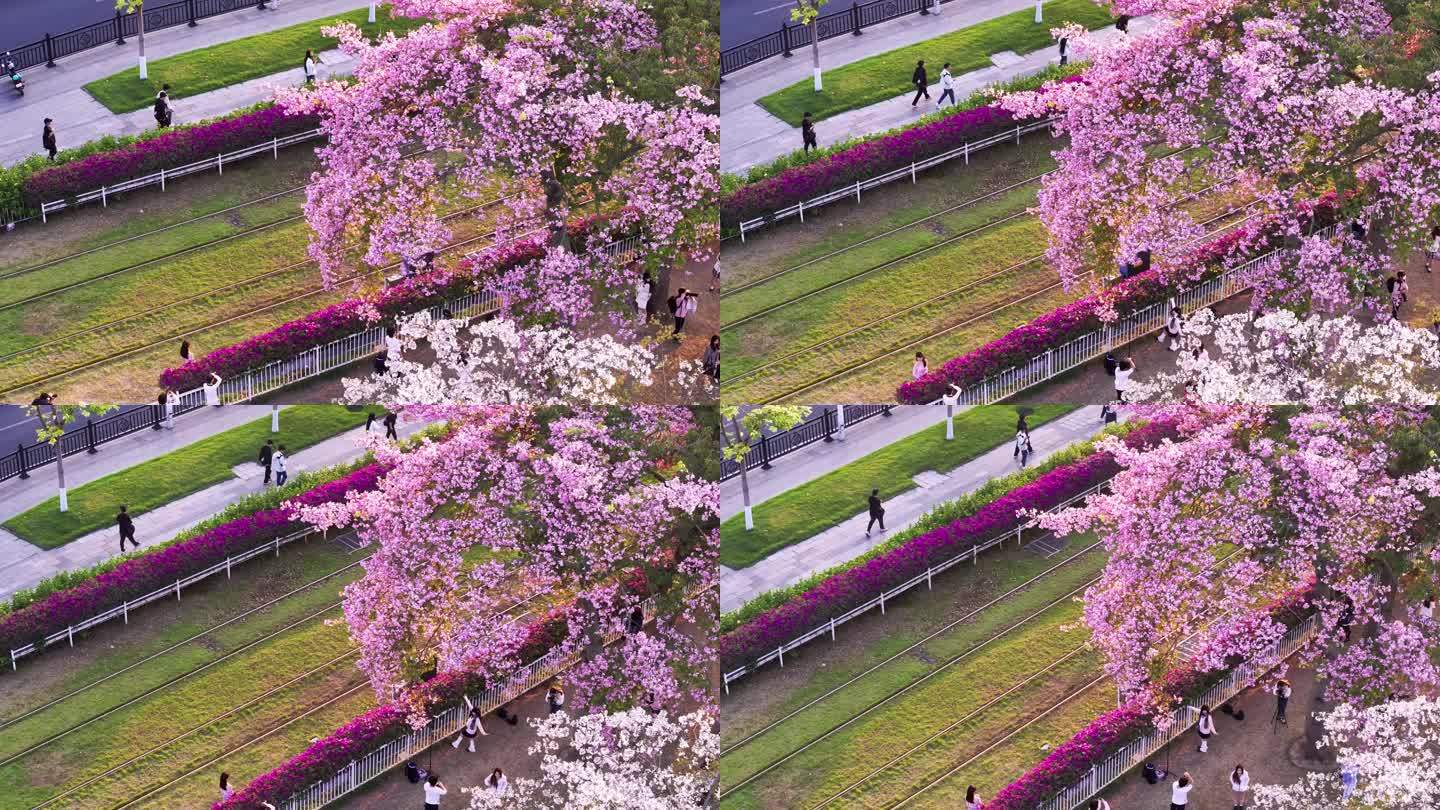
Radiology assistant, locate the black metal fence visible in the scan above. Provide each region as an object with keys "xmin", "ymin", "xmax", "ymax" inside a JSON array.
[
  {"xmin": 721, "ymin": 404, "xmax": 893, "ymax": 481},
  {"xmin": 721, "ymin": 0, "xmax": 951, "ymax": 77},
  {"xmin": 4, "ymin": 0, "xmax": 268, "ymax": 74},
  {"xmin": 0, "ymin": 399, "xmax": 210, "ymax": 484}
]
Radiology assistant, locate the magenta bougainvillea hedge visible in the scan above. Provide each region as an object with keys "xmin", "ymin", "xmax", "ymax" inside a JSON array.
[
  {"xmin": 896, "ymin": 194, "xmax": 1342, "ymax": 403},
  {"xmin": 22, "ymin": 104, "xmax": 320, "ymax": 206},
  {"xmin": 157, "ymin": 215, "xmax": 614, "ymax": 392},
  {"xmin": 0, "ymin": 464, "xmax": 385, "ymax": 659},
  {"xmin": 986, "ymin": 583, "xmax": 1315, "ymax": 809},
  {"xmin": 718, "ymin": 419, "xmax": 1182, "ymax": 672},
  {"xmin": 719, "ymin": 75, "xmax": 1084, "ymax": 230}
]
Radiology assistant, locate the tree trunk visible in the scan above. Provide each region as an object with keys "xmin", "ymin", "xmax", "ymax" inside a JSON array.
[
  {"xmin": 809, "ymin": 26, "xmax": 821, "ymax": 91},
  {"xmin": 723, "ymin": 417, "xmax": 755, "ymax": 531},
  {"xmin": 55, "ymin": 452, "xmax": 68, "ymax": 512},
  {"xmin": 137, "ymin": 8, "xmax": 147, "ymax": 80}
]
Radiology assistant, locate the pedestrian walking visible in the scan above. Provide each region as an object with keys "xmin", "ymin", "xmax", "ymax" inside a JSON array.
[
  {"xmin": 1171, "ymin": 772, "xmax": 1194, "ymax": 809},
  {"xmin": 912, "ymin": 351, "xmax": 928, "ymax": 380},
  {"xmin": 154, "ymin": 90, "xmax": 173, "ymax": 128},
  {"xmin": 422, "ymin": 774, "xmax": 447, "ymax": 810},
  {"xmin": 366, "ymin": 412, "xmax": 377, "ymax": 432},
  {"xmin": 117, "ymin": 505, "xmax": 140, "ymax": 552},
  {"xmin": 1115, "ymin": 14, "xmax": 1132, "ymax": 33},
  {"xmin": 485, "ymin": 768, "xmax": 509, "ymax": 797},
  {"xmin": 385, "ymin": 326, "xmax": 403, "ymax": 362},
  {"xmin": 710, "ymin": 260, "xmax": 720, "ymax": 293},
  {"xmin": 1272, "ymin": 678, "xmax": 1292, "ymax": 725},
  {"xmin": 1230, "ymin": 763, "xmax": 1250, "ymax": 809},
  {"xmin": 865, "ymin": 488, "xmax": 886, "ymax": 536},
  {"xmin": 203, "ymin": 372, "xmax": 223, "ymax": 407},
  {"xmin": 936, "ymin": 63, "xmax": 956, "ymax": 107},
  {"xmin": 1339, "ymin": 764, "xmax": 1357, "ymax": 801},
  {"xmin": 220, "ymin": 772, "xmax": 237, "ymax": 801},
  {"xmin": 1059, "ymin": 36, "xmax": 1069, "ymax": 65},
  {"xmin": 180, "ymin": 339, "xmax": 192, "ymax": 361},
  {"xmin": 634, "ymin": 271, "xmax": 652, "ymax": 321},
  {"xmin": 672, "ymin": 288, "xmax": 698, "ymax": 338},
  {"xmin": 1426, "ymin": 225, "xmax": 1440, "ymax": 273},
  {"xmin": 384, "ymin": 411, "xmax": 399, "ymax": 441},
  {"xmin": 1114, "ymin": 357, "xmax": 1135, "ymax": 402},
  {"xmin": 1387, "ymin": 270, "xmax": 1409, "ymax": 318},
  {"xmin": 450, "ymin": 706, "xmax": 488, "ymax": 752},
  {"xmin": 1013, "ymin": 427, "xmax": 1033, "ymax": 467},
  {"xmin": 258, "ymin": 439, "xmax": 276, "ymax": 485},
  {"xmin": 303, "ymin": 48, "xmax": 322, "ymax": 84},
  {"xmin": 546, "ymin": 684, "xmax": 565, "ymax": 714},
  {"xmin": 273, "ymin": 445, "xmax": 288, "ymax": 487},
  {"xmin": 1087, "ymin": 800, "xmax": 1110, "ymax": 810},
  {"xmin": 645, "ymin": 271, "xmax": 659, "ymax": 323},
  {"xmin": 964, "ymin": 785, "xmax": 983, "ymax": 810},
  {"xmin": 1192, "ymin": 703, "xmax": 1216, "ymax": 753},
  {"xmin": 910, "ymin": 60, "xmax": 930, "ymax": 106},
  {"xmin": 801, "ymin": 111, "xmax": 818, "ymax": 153},
  {"xmin": 1163, "ymin": 305, "xmax": 1183, "ymax": 350},
  {"xmin": 42, "ymin": 118, "xmax": 57, "ymax": 160},
  {"xmin": 703, "ymin": 335, "xmax": 721, "ymax": 384},
  {"xmin": 1419, "ymin": 593, "xmax": 1434, "ymax": 623}
]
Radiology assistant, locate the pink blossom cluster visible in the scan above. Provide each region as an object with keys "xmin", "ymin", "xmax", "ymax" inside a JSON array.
[{"xmin": 0, "ymin": 464, "xmax": 385, "ymax": 662}]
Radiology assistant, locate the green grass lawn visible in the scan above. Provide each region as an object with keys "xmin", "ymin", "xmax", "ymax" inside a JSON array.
[
  {"xmin": 3, "ymin": 405, "xmax": 368, "ymax": 549},
  {"xmin": 84, "ymin": 6, "xmax": 430, "ymax": 113},
  {"xmin": 757, "ymin": 0, "xmax": 1113, "ymax": 125},
  {"xmin": 719, "ymin": 403, "xmax": 1078, "ymax": 569}
]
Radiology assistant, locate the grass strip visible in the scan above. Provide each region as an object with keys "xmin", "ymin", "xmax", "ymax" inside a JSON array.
[
  {"xmin": 719, "ymin": 403, "xmax": 1077, "ymax": 569},
  {"xmin": 84, "ymin": 6, "xmax": 429, "ymax": 114},
  {"xmin": 756, "ymin": 0, "xmax": 1112, "ymax": 126},
  {"xmin": 3, "ymin": 405, "xmax": 368, "ymax": 549}
]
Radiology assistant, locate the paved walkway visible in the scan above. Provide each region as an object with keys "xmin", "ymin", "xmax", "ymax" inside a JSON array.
[
  {"xmin": 0, "ymin": 405, "xmax": 429, "ymax": 600},
  {"xmin": 720, "ymin": 0, "xmax": 1153, "ymax": 174},
  {"xmin": 0, "ymin": 0, "xmax": 368, "ymax": 167},
  {"xmin": 720, "ymin": 405, "xmax": 1116, "ymax": 613}
]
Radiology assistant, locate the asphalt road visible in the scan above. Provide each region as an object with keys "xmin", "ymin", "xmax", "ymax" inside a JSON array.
[
  {"xmin": 0, "ymin": 403, "xmax": 151, "ymax": 454},
  {"xmin": 722, "ymin": 0, "xmax": 800, "ymax": 51},
  {"xmin": 2, "ymin": 0, "xmax": 119, "ymax": 53}
]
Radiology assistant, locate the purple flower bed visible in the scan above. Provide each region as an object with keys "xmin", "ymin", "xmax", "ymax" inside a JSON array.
[
  {"xmin": 157, "ymin": 215, "xmax": 614, "ymax": 392},
  {"xmin": 719, "ymin": 74, "xmax": 1084, "ymax": 230},
  {"xmin": 22, "ymin": 104, "xmax": 320, "ymax": 206},
  {"xmin": 719, "ymin": 419, "xmax": 1181, "ymax": 672},
  {"xmin": 0, "ymin": 463, "xmax": 385, "ymax": 660},
  {"xmin": 218, "ymin": 607, "xmax": 578, "ymax": 809},
  {"xmin": 896, "ymin": 195, "xmax": 1341, "ymax": 403}
]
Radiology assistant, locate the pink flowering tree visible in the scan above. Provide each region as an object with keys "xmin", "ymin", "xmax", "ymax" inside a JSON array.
[
  {"xmin": 276, "ymin": 0, "xmax": 719, "ymax": 327},
  {"xmin": 462, "ymin": 708, "xmax": 718, "ymax": 808},
  {"xmin": 293, "ymin": 405, "xmax": 718, "ymax": 719},
  {"xmin": 1035, "ymin": 404, "xmax": 1440, "ymax": 758},
  {"xmin": 1002, "ymin": 1, "xmax": 1440, "ymax": 314}
]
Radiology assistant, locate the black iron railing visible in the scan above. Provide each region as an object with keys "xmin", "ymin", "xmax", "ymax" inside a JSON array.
[
  {"xmin": 4, "ymin": 0, "xmax": 266, "ymax": 74},
  {"xmin": 721, "ymin": 0, "xmax": 948, "ymax": 77},
  {"xmin": 0, "ymin": 399, "xmax": 210, "ymax": 484},
  {"xmin": 720, "ymin": 404, "xmax": 893, "ymax": 482}
]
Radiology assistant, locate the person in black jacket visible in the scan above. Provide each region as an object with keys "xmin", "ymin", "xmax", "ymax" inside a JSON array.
[
  {"xmin": 866, "ymin": 488, "xmax": 886, "ymax": 536},
  {"xmin": 383, "ymin": 411, "xmax": 399, "ymax": 441},
  {"xmin": 117, "ymin": 505, "xmax": 140, "ymax": 552},
  {"xmin": 258, "ymin": 439, "xmax": 276, "ymax": 485},
  {"xmin": 801, "ymin": 111, "xmax": 818, "ymax": 153},
  {"xmin": 910, "ymin": 60, "xmax": 930, "ymax": 106},
  {"xmin": 42, "ymin": 118, "xmax": 57, "ymax": 160}
]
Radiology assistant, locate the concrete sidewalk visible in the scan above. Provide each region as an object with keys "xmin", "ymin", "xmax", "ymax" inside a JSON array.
[
  {"xmin": 720, "ymin": 1, "xmax": 1152, "ymax": 174},
  {"xmin": 0, "ymin": 0, "xmax": 368, "ymax": 167},
  {"xmin": 720, "ymin": 405, "xmax": 1117, "ymax": 613},
  {"xmin": 0, "ymin": 406, "xmax": 429, "ymax": 600}
]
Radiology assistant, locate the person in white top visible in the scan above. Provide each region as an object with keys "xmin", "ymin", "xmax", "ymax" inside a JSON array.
[
  {"xmin": 1113, "ymin": 358, "xmax": 1135, "ymax": 402},
  {"xmin": 1087, "ymin": 800, "xmax": 1110, "ymax": 810},
  {"xmin": 1419, "ymin": 594, "xmax": 1435, "ymax": 623},
  {"xmin": 303, "ymin": 48, "xmax": 322, "ymax": 84},
  {"xmin": 384, "ymin": 326, "xmax": 403, "ymax": 362},
  {"xmin": 450, "ymin": 706, "xmax": 488, "ymax": 752},
  {"xmin": 634, "ymin": 273, "xmax": 652, "ymax": 320},
  {"xmin": 273, "ymin": 446, "xmax": 288, "ymax": 487},
  {"xmin": 1171, "ymin": 772, "xmax": 1194, "ymax": 809},
  {"xmin": 1427, "ymin": 225, "xmax": 1439, "ymax": 273},
  {"xmin": 1192, "ymin": 703, "xmax": 1217, "ymax": 753},
  {"xmin": 936, "ymin": 62, "xmax": 957, "ymax": 107},
  {"xmin": 912, "ymin": 351, "xmax": 928, "ymax": 380},
  {"xmin": 1164, "ymin": 306, "xmax": 1183, "ymax": 351},
  {"xmin": 422, "ymin": 775, "xmax": 447, "ymax": 809},
  {"xmin": 219, "ymin": 771, "xmax": 236, "ymax": 801},
  {"xmin": 202, "ymin": 373, "xmax": 223, "ymax": 407},
  {"xmin": 485, "ymin": 767, "xmax": 509, "ymax": 797},
  {"xmin": 1230, "ymin": 764, "xmax": 1250, "ymax": 807},
  {"xmin": 963, "ymin": 784, "xmax": 982, "ymax": 810}
]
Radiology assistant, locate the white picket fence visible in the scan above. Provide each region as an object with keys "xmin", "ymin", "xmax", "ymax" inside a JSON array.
[
  {"xmin": 913, "ymin": 222, "xmax": 1342, "ymax": 410},
  {"xmin": 276, "ymin": 593, "xmax": 663, "ymax": 810},
  {"xmin": 1037, "ymin": 613, "xmax": 1319, "ymax": 810},
  {"xmin": 736, "ymin": 119, "xmax": 1055, "ymax": 240},
  {"xmin": 722, "ymin": 478, "xmax": 1111, "ymax": 690},
  {"xmin": 178, "ymin": 233, "xmax": 644, "ymax": 406},
  {"xmin": 7, "ymin": 527, "xmax": 318, "ymax": 669},
  {"xmin": 38, "ymin": 128, "xmax": 325, "ymax": 223}
]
